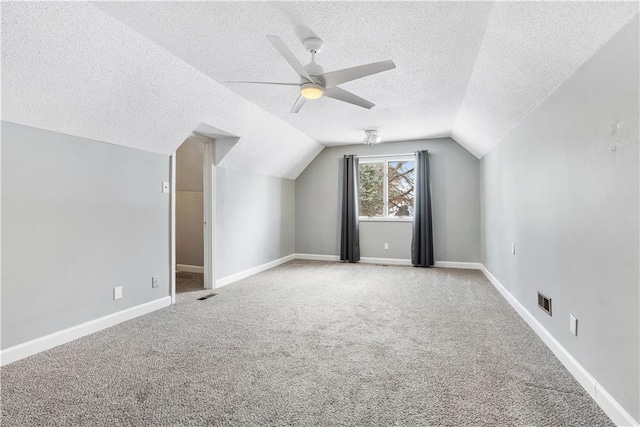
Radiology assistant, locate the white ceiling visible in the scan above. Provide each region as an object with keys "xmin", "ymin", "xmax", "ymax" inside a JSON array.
[
  {"xmin": 1, "ymin": 2, "xmax": 323, "ymax": 179},
  {"xmin": 2, "ymin": 2, "xmax": 638, "ymax": 178},
  {"xmin": 451, "ymin": 1, "xmax": 640, "ymax": 156},
  {"xmin": 94, "ymin": 1, "xmax": 492, "ymax": 147},
  {"xmin": 94, "ymin": 1, "xmax": 638, "ymax": 157}
]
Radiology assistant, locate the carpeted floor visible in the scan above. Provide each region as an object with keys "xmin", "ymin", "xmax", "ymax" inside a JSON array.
[
  {"xmin": 1, "ymin": 261, "xmax": 612, "ymax": 426},
  {"xmin": 176, "ymin": 270, "xmax": 205, "ymax": 295}
]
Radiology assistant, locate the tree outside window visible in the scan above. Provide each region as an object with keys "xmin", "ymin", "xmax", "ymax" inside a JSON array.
[{"xmin": 358, "ymin": 158, "xmax": 415, "ymax": 218}]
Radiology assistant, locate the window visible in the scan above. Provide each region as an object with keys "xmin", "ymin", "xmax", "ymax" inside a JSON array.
[{"xmin": 358, "ymin": 157, "xmax": 415, "ymax": 219}]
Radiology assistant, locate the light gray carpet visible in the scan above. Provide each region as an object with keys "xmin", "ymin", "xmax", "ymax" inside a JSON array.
[
  {"xmin": 176, "ymin": 271, "xmax": 205, "ymax": 294},
  {"xmin": 1, "ymin": 261, "xmax": 612, "ymax": 426}
]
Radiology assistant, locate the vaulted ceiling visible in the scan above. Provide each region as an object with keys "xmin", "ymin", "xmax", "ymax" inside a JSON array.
[{"xmin": 2, "ymin": 2, "xmax": 638, "ymax": 178}]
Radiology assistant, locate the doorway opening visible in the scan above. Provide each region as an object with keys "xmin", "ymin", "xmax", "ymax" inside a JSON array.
[
  {"xmin": 175, "ymin": 136, "xmax": 206, "ymax": 295},
  {"xmin": 170, "ymin": 124, "xmax": 238, "ymax": 303}
]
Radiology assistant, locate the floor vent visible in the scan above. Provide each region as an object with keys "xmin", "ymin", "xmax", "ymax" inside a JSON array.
[
  {"xmin": 197, "ymin": 293, "xmax": 218, "ymax": 301},
  {"xmin": 538, "ymin": 292, "xmax": 552, "ymax": 316}
]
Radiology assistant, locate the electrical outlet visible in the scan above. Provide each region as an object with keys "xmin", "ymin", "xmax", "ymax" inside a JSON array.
[
  {"xmin": 113, "ymin": 286, "xmax": 123, "ymax": 300},
  {"xmin": 162, "ymin": 181, "xmax": 169, "ymax": 193},
  {"xmin": 569, "ymin": 314, "xmax": 578, "ymax": 336},
  {"xmin": 384, "ymin": 243, "xmax": 389, "ymax": 250},
  {"xmin": 152, "ymin": 276, "xmax": 159, "ymax": 288}
]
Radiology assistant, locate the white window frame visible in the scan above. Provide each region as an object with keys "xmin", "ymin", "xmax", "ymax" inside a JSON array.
[{"xmin": 358, "ymin": 154, "xmax": 415, "ymax": 222}]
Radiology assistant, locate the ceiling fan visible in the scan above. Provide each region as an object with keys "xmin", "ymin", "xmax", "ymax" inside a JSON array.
[{"xmin": 226, "ymin": 36, "xmax": 396, "ymax": 113}]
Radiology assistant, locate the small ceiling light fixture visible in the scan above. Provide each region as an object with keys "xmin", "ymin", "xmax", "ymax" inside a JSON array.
[
  {"xmin": 300, "ymin": 82, "xmax": 324, "ymax": 100},
  {"xmin": 364, "ymin": 130, "xmax": 382, "ymax": 145}
]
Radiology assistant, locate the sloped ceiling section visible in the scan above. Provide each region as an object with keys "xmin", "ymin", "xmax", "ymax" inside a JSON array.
[
  {"xmin": 94, "ymin": 1, "xmax": 638, "ymax": 158},
  {"xmin": 1, "ymin": 2, "xmax": 323, "ymax": 179},
  {"xmin": 94, "ymin": 1, "xmax": 493, "ymax": 147},
  {"xmin": 3, "ymin": 2, "xmax": 639, "ymax": 174},
  {"xmin": 452, "ymin": 2, "xmax": 640, "ymax": 157}
]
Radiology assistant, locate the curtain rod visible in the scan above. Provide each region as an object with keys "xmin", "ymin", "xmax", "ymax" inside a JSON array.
[{"xmin": 356, "ymin": 152, "xmax": 417, "ymax": 159}]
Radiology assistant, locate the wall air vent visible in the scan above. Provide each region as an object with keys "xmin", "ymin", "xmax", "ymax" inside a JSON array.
[{"xmin": 538, "ymin": 292, "xmax": 552, "ymax": 316}]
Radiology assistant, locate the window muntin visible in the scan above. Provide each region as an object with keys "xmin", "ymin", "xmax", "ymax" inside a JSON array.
[{"xmin": 358, "ymin": 157, "xmax": 415, "ymax": 219}]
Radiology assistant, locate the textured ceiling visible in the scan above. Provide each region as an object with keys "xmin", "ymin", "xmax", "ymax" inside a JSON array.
[
  {"xmin": 94, "ymin": 1, "xmax": 638, "ymax": 157},
  {"xmin": 94, "ymin": 1, "xmax": 492, "ymax": 147},
  {"xmin": 2, "ymin": 2, "xmax": 638, "ymax": 179},
  {"xmin": 451, "ymin": 1, "xmax": 640, "ymax": 157},
  {"xmin": 1, "ymin": 2, "xmax": 322, "ymax": 179}
]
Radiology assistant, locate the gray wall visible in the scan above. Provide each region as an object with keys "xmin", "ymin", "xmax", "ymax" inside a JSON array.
[
  {"xmin": 215, "ymin": 167, "xmax": 295, "ymax": 279},
  {"xmin": 295, "ymin": 138, "xmax": 480, "ymax": 262},
  {"xmin": 480, "ymin": 16, "xmax": 639, "ymax": 420},
  {"xmin": 176, "ymin": 138, "xmax": 204, "ymax": 267},
  {"xmin": 1, "ymin": 121, "xmax": 170, "ymax": 350}
]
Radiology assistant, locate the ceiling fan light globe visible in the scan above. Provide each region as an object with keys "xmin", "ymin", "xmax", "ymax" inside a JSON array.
[
  {"xmin": 364, "ymin": 130, "xmax": 382, "ymax": 145},
  {"xmin": 300, "ymin": 83, "xmax": 324, "ymax": 100}
]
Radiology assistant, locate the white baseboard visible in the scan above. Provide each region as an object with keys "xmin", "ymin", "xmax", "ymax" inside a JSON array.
[
  {"xmin": 176, "ymin": 264, "xmax": 204, "ymax": 274},
  {"xmin": 295, "ymin": 253, "xmax": 410, "ymax": 265},
  {"xmin": 0, "ymin": 296, "xmax": 171, "ymax": 367},
  {"xmin": 360, "ymin": 257, "xmax": 412, "ymax": 266},
  {"xmin": 294, "ymin": 254, "xmax": 482, "ymax": 270},
  {"xmin": 295, "ymin": 253, "xmax": 340, "ymax": 262},
  {"xmin": 480, "ymin": 265, "xmax": 638, "ymax": 427},
  {"xmin": 215, "ymin": 254, "xmax": 295, "ymax": 288},
  {"xmin": 434, "ymin": 261, "xmax": 483, "ymax": 270}
]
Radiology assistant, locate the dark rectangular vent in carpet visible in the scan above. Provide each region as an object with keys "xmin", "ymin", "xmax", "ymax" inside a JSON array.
[{"xmin": 198, "ymin": 293, "xmax": 218, "ymax": 301}]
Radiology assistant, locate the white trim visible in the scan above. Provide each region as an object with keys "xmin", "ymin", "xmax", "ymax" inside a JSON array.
[
  {"xmin": 358, "ymin": 153, "xmax": 416, "ymax": 160},
  {"xmin": 189, "ymin": 132, "xmax": 218, "ymax": 144},
  {"xmin": 595, "ymin": 383, "xmax": 639, "ymax": 427},
  {"xmin": 295, "ymin": 253, "xmax": 341, "ymax": 262},
  {"xmin": 176, "ymin": 264, "xmax": 204, "ymax": 274},
  {"xmin": 359, "ymin": 217, "xmax": 413, "ymax": 222},
  {"xmin": 480, "ymin": 265, "xmax": 639, "ymax": 427},
  {"xmin": 0, "ymin": 297, "xmax": 171, "ymax": 367},
  {"xmin": 170, "ymin": 153, "xmax": 176, "ymax": 304},
  {"xmin": 434, "ymin": 261, "xmax": 483, "ymax": 270},
  {"xmin": 0, "ymin": 125, "xmax": 2, "ymax": 354},
  {"xmin": 294, "ymin": 254, "xmax": 482, "ymax": 270},
  {"xmin": 203, "ymin": 140, "xmax": 215, "ymax": 290},
  {"xmin": 358, "ymin": 156, "xmax": 416, "ymax": 219},
  {"xmin": 360, "ymin": 257, "xmax": 412, "ymax": 266},
  {"xmin": 383, "ymin": 159, "xmax": 389, "ymax": 216},
  {"xmin": 215, "ymin": 254, "xmax": 295, "ymax": 288}
]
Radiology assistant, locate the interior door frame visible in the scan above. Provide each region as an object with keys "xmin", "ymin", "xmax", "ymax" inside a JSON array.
[
  {"xmin": 170, "ymin": 152, "xmax": 176, "ymax": 304},
  {"xmin": 170, "ymin": 134, "xmax": 216, "ymax": 304},
  {"xmin": 202, "ymin": 139, "xmax": 215, "ymax": 290}
]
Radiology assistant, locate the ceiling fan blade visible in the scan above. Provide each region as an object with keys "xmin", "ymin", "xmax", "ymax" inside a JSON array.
[
  {"xmin": 323, "ymin": 87, "xmax": 375, "ymax": 109},
  {"xmin": 266, "ymin": 35, "xmax": 312, "ymax": 82},
  {"xmin": 319, "ymin": 60, "xmax": 396, "ymax": 88},
  {"xmin": 290, "ymin": 95, "xmax": 307, "ymax": 113},
  {"xmin": 225, "ymin": 81, "xmax": 300, "ymax": 86}
]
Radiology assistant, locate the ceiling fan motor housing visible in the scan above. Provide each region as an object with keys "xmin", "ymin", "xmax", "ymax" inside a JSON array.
[
  {"xmin": 303, "ymin": 37, "xmax": 323, "ymax": 54},
  {"xmin": 304, "ymin": 61, "xmax": 324, "ymax": 80},
  {"xmin": 302, "ymin": 38, "xmax": 325, "ymax": 80}
]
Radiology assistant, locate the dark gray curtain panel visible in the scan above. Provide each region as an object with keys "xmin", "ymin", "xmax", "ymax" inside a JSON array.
[
  {"xmin": 411, "ymin": 150, "xmax": 434, "ymax": 267},
  {"xmin": 340, "ymin": 154, "xmax": 360, "ymax": 262}
]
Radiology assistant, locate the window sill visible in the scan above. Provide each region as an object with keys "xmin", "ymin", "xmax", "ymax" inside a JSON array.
[{"xmin": 359, "ymin": 217, "xmax": 413, "ymax": 223}]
